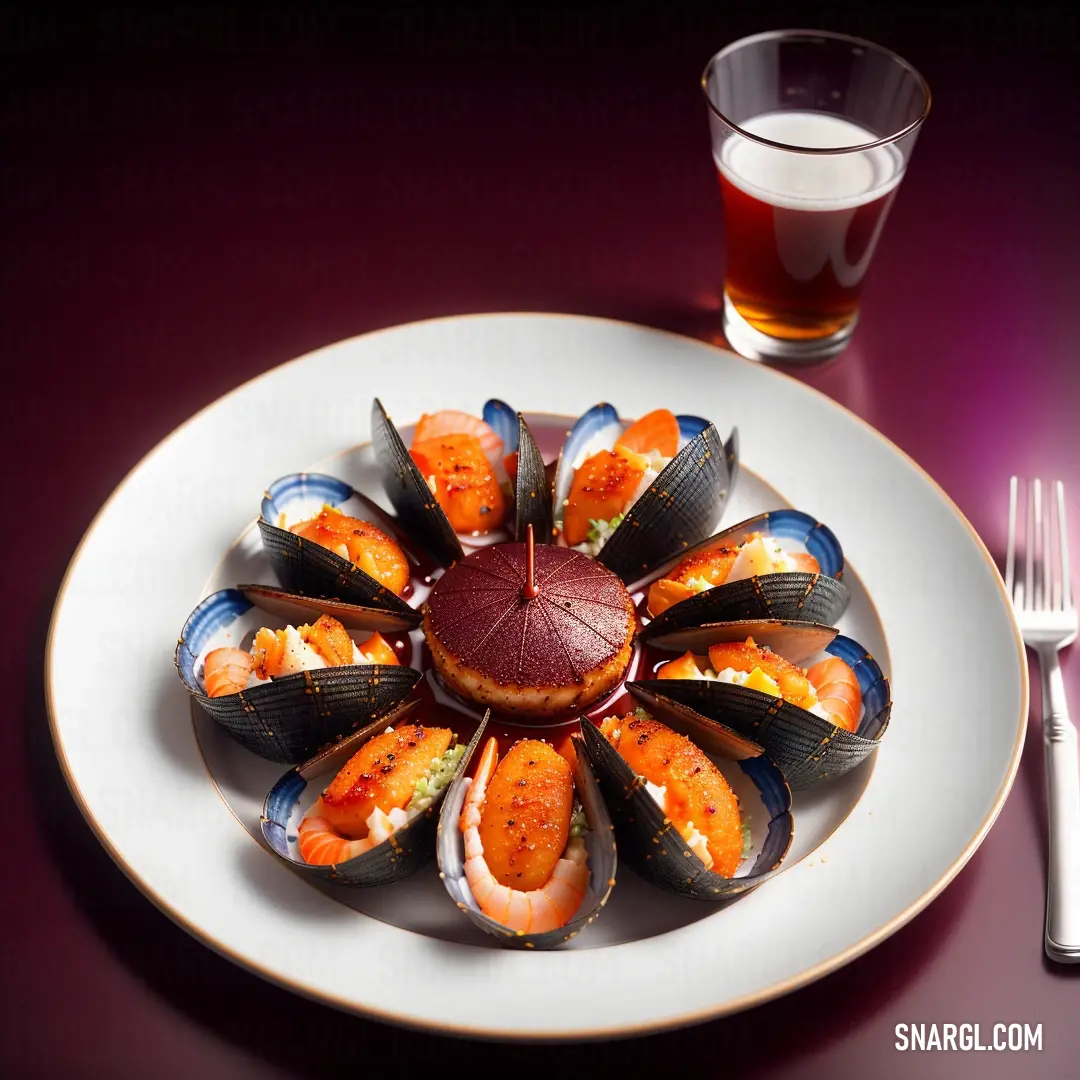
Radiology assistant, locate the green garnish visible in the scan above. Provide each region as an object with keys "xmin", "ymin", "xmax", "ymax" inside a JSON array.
[
  {"xmin": 741, "ymin": 821, "xmax": 753, "ymax": 859},
  {"xmin": 569, "ymin": 804, "xmax": 589, "ymax": 838},
  {"xmin": 585, "ymin": 511, "xmax": 625, "ymax": 545},
  {"xmin": 633, "ymin": 706, "xmax": 652, "ymax": 721},
  {"xmin": 406, "ymin": 742, "xmax": 466, "ymax": 814}
]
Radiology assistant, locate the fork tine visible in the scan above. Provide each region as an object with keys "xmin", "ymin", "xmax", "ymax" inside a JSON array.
[
  {"xmin": 1034, "ymin": 479, "xmax": 1044, "ymax": 608},
  {"xmin": 1025, "ymin": 477, "xmax": 1035, "ymax": 610},
  {"xmin": 1051, "ymin": 487, "xmax": 1063, "ymax": 611},
  {"xmin": 1006, "ymin": 475, "xmax": 1018, "ymax": 597},
  {"xmin": 1059, "ymin": 480, "xmax": 1073, "ymax": 611},
  {"xmin": 1042, "ymin": 478, "xmax": 1054, "ymax": 610},
  {"xmin": 1015, "ymin": 478, "xmax": 1027, "ymax": 608}
]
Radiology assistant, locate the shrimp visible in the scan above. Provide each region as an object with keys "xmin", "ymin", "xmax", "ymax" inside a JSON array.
[
  {"xmin": 411, "ymin": 410, "xmax": 504, "ymax": 467},
  {"xmin": 646, "ymin": 533, "xmax": 821, "ymax": 617},
  {"xmin": 289, "ymin": 509, "xmax": 410, "ymax": 596},
  {"xmin": 296, "ymin": 796, "xmax": 410, "ymax": 865},
  {"xmin": 459, "ymin": 737, "xmax": 589, "ymax": 935},
  {"xmin": 806, "ymin": 656, "xmax": 862, "ymax": 732},
  {"xmin": 203, "ymin": 648, "xmax": 256, "ymax": 698},
  {"xmin": 297, "ymin": 800, "xmax": 376, "ymax": 864}
]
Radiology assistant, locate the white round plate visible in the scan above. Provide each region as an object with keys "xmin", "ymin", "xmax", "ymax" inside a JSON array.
[{"xmin": 47, "ymin": 313, "xmax": 1027, "ymax": 1041}]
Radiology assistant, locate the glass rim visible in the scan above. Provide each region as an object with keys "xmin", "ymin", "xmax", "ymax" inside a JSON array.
[{"xmin": 701, "ymin": 28, "xmax": 932, "ymax": 156}]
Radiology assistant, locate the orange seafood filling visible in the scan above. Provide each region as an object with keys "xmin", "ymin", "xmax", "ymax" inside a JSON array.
[
  {"xmin": 297, "ymin": 722, "xmax": 460, "ymax": 866},
  {"xmin": 655, "ymin": 638, "xmax": 817, "ymax": 709},
  {"xmin": 654, "ymin": 636, "xmax": 862, "ymax": 732},
  {"xmin": 504, "ymin": 451, "xmax": 519, "ymax": 487},
  {"xmin": 457, "ymin": 736, "xmax": 590, "ymax": 935},
  {"xmin": 599, "ymin": 713, "xmax": 743, "ymax": 877},
  {"xmin": 289, "ymin": 508, "xmax": 410, "ymax": 596},
  {"xmin": 617, "ymin": 408, "xmax": 680, "ymax": 458},
  {"xmin": 203, "ymin": 618, "xmax": 399, "ymax": 698},
  {"xmin": 320, "ymin": 724, "xmax": 453, "ymax": 839},
  {"xmin": 646, "ymin": 532, "xmax": 821, "ymax": 617},
  {"xmin": 250, "ymin": 616, "xmax": 399, "ymax": 680},
  {"xmin": 563, "ymin": 444, "xmax": 648, "ymax": 547},
  {"xmin": 561, "ymin": 409, "xmax": 683, "ymax": 548},
  {"xmin": 410, "ymin": 434, "xmax": 509, "ymax": 535},
  {"xmin": 355, "ymin": 630, "xmax": 399, "ymax": 666},
  {"xmin": 477, "ymin": 740, "xmax": 574, "ymax": 891}
]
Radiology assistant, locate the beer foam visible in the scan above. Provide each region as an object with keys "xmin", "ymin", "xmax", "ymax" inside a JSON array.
[{"xmin": 716, "ymin": 111, "xmax": 904, "ymax": 211}]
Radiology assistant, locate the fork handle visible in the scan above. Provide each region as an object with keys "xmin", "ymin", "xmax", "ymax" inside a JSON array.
[{"xmin": 1042, "ymin": 648, "xmax": 1080, "ymax": 962}]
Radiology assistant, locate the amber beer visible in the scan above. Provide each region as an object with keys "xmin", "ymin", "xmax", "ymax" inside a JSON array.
[{"xmin": 715, "ymin": 111, "xmax": 905, "ymax": 343}]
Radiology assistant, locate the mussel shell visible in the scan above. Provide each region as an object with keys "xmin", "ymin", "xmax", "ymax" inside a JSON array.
[
  {"xmin": 551, "ymin": 404, "xmax": 717, "ymax": 526},
  {"xmin": 236, "ymin": 584, "xmax": 420, "ymax": 634},
  {"xmin": 513, "ymin": 411, "xmax": 555, "ymax": 543},
  {"xmin": 724, "ymin": 428, "xmax": 740, "ymax": 497},
  {"xmin": 552, "ymin": 403, "xmax": 621, "ymax": 518},
  {"xmin": 621, "ymin": 682, "xmax": 768, "ymax": 760},
  {"xmin": 436, "ymin": 728, "xmax": 618, "ymax": 950},
  {"xmin": 597, "ymin": 421, "xmax": 736, "ymax": 584},
  {"xmin": 260, "ymin": 703, "xmax": 488, "ymax": 886},
  {"xmin": 642, "ymin": 573, "xmax": 850, "ymax": 639},
  {"xmin": 552, "ymin": 405, "xmax": 738, "ymax": 584},
  {"xmin": 632, "ymin": 626, "xmax": 891, "ymax": 789},
  {"xmin": 636, "ymin": 509, "xmax": 848, "ymax": 638},
  {"xmin": 577, "ymin": 693, "xmax": 793, "ymax": 901},
  {"xmin": 258, "ymin": 471, "xmax": 419, "ymax": 616},
  {"xmin": 372, "ymin": 397, "xmax": 465, "ymax": 567},
  {"xmin": 175, "ymin": 587, "xmax": 423, "ymax": 764},
  {"xmin": 482, "ymin": 399, "xmax": 519, "ymax": 455},
  {"xmin": 645, "ymin": 617, "xmax": 839, "ymax": 662}
]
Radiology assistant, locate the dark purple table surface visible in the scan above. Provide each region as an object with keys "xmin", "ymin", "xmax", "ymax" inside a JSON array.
[{"xmin": 7, "ymin": 6, "xmax": 1080, "ymax": 1077}]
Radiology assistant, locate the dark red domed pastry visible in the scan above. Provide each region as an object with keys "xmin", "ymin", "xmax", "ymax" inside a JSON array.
[{"xmin": 422, "ymin": 538, "xmax": 637, "ymax": 719}]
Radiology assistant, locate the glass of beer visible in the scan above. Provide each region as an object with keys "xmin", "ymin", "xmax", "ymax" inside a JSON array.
[{"xmin": 702, "ymin": 30, "xmax": 931, "ymax": 363}]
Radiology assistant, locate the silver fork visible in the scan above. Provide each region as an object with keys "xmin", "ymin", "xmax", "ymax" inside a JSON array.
[{"xmin": 1007, "ymin": 477, "xmax": 1080, "ymax": 962}]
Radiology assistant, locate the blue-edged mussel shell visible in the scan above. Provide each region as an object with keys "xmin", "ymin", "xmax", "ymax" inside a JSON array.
[
  {"xmin": 372, "ymin": 397, "xmax": 466, "ymax": 567},
  {"xmin": 436, "ymin": 727, "xmax": 618, "ymax": 950},
  {"xmin": 553, "ymin": 402, "xmax": 739, "ymax": 585},
  {"xmin": 637, "ymin": 619, "xmax": 891, "ymax": 789},
  {"xmin": 175, "ymin": 586, "xmax": 423, "ymax": 764},
  {"xmin": 258, "ymin": 471, "xmax": 422, "ymax": 618},
  {"xmin": 637, "ymin": 509, "xmax": 849, "ymax": 639},
  {"xmin": 261, "ymin": 703, "xmax": 488, "ymax": 887},
  {"xmin": 578, "ymin": 684, "xmax": 793, "ymax": 900},
  {"xmin": 372, "ymin": 397, "xmax": 554, "ymax": 562},
  {"xmin": 481, "ymin": 398, "xmax": 556, "ymax": 543},
  {"xmin": 481, "ymin": 398, "xmax": 518, "ymax": 454}
]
